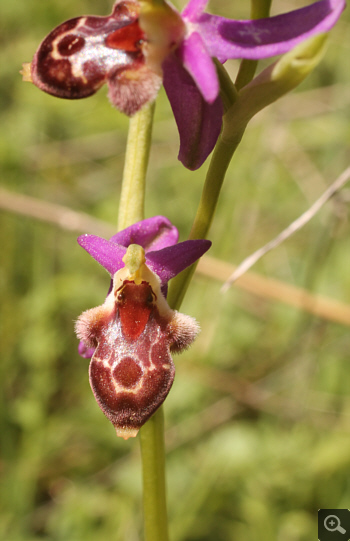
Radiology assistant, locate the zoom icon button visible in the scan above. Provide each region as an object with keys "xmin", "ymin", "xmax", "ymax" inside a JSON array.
[{"xmin": 319, "ymin": 510, "xmax": 350, "ymax": 540}]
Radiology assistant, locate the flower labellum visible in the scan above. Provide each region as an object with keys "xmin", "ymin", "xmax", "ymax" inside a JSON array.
[
  {"xmin": 26, "ymin": 0, "xmax": 162, "ymax": 116},
  {"xmin": 75, "ymin": 217, "xmax": 211, "ymax": 438}
]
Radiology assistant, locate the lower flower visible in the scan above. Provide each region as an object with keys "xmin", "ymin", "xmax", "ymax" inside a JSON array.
[{"xmin": 76, "ymin": 218, "xmax": 211, "ymax": 438}]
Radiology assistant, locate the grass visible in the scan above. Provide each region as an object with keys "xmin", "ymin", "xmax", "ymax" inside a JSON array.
[{"xmin": 1, "ymin": 1, "xmax": 350, "ymax": 540}]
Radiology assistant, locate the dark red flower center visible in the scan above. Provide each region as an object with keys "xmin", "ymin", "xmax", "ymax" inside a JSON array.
[
  {"xmin": 113, "ymin": 357, "xmax": 143, "ymax": 388},
  {"xmin": 106, "ymin": 21, "xmax": 144, "ymax": 51}
]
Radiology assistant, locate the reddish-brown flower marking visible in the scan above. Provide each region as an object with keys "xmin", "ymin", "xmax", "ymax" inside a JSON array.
[
  {"xmin": 106, "ymin": 21, "xmax": 144, "ymax": 51},
  {"xmin": 76, "ymin": 278, "xmax": 199, "ymax": 439},
  {"xmin": 28, "ymin": 0, "xmax": 161, "ymax": 115}
]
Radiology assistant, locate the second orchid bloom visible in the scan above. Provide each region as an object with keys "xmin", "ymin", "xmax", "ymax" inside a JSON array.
[
  {"xmin": 25, "ymin": 0, "xmax": 346, "ymax": 169},
  {"xmin": 75, "ymin": 216, "xmax": 211, "ymax": 439}
]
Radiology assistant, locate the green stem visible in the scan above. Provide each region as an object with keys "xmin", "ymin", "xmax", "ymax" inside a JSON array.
[
  {"xmin": 169, "ymin": 1, "xmax": 274, "ymax": 310},
  {"xmin": 116, "ymin": 102, "xmax": 169, "ymax": 541},
  {"xmin": 167, "ymin": 129, "xmax": 243, "ymax": 310},
  {"xmin": 235, "ymin": 60, "xmax": 258, "ymax": 92},
  {"xmin": 168, "ymin": 61, "xmax": 244, "ymax": 310},
  {"xmin": 250, "ymin": 0, "xmax": 273, "ymax": 20},
  {"xmin": 117, "ymin": 102, "xmax": 155, "ymax": 230},
  {"xmin": 188, "ymin": 140, "xmax": 239, "ymax": 241},
  {"xmin": 235, "ymin": 0, "xmax": 272, "ymax": 91},
  {"xmin": 140, "ymin": 408, "xmax": 169, "ymax": 541}
]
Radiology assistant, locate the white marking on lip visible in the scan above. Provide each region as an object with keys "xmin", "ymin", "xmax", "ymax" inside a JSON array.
[{"xmin": 50, "ymin": 16, "xmax": 132, "ymax": 83}]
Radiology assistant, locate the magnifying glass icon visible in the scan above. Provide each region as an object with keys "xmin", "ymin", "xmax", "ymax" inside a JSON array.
[{"xmin": 324, "ymin": 515, "xmax": 346, "ymax": 534}]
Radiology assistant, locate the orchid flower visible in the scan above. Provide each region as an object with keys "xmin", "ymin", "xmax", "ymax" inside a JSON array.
[
  {"xmin": 75, "ymin": 216, "xmax": 211, "ymax": 438},
  {"xmin": 24, "ymin": 0, "xmax": 345, "ymax": 169}
]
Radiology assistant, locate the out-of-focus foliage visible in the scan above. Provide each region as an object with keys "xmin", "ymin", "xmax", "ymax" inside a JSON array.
[{"xmin": 1, "ymin": 1, "xmax": 350, "ymax": 540}]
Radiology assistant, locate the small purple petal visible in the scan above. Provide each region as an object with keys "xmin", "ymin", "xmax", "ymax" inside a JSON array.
[
  {"xmin": 77, "ymin": 220, "xmax": 211, "ymax": 359},
  {"xmin": 182, "ymin": 0, "xmax": 209, "ymax": 22},
  {"xmin": 196, "ymin": 0, "xmax": 346, "ymax": 62},
  {"xmin": 109, "ymin": 216, "xmax": 178, "ymax": 251},
  {"xmin": 180, "ymin": 33, "xmax": 219, "ymax": 103},
  {"xmin": 163, "ymin": 54, "xmax": 223, "ymax": 170},
  {"xmin": 78, "ymin": 234, "xmax": 126, "ymax": 275},
  {"xmin": 78, "ymin": 341, "xmax": 95, "ymax": 359},
  {"xmin": 146, "ymin": 239, "xmax": 211, "ymax": 284}
]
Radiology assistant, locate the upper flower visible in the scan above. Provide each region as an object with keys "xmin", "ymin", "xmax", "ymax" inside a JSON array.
[
  {"xmin": 25, "ymin": 0, "xmax": 346, "ymax": 169},
  {"xmin": 76, "ymin": 216, "xmax": 211, "ymax": 438}
]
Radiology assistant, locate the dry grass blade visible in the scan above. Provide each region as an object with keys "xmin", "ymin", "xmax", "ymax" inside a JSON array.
[
  {"xmin": 2, "ymin": 186, "xmax": 350, "ymax": 326},
  {"xmin": 222, "ymin": 166, "xmax": 350, "ymax": 290},
  {"xmin": 197, "ymin": 256, "xmax": 350, "ymax": 327},
  {"xmin": 0, "ymin": 187, "xmax": 115, "ymax": 238}
]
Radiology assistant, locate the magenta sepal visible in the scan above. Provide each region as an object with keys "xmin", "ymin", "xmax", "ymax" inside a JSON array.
[
  {"xmin": 78, "ymin": 231, "xmax": 211, "ymax": 285},
  {"xmin": 195, "ymin": 0, "xmax": 347, "ymax": 63},
  {"xmin": 78, "ymin": 215, "xmax": 179, "ymax": 275},
  {"xmin": 78, "ymin": 341, "xmax": 95, "ymax": 359},
  {"xmin": 146, "ymin": 240, "xmax": 211, "ymax": 284},
  {"xmin": 163, "ymin": 54, "xmax": 223, "ymax": 171},
  {"xmin": 109, "ymin": 215, "xmax": 178, "ymax": 251},
  {"xmin": 78, "ymin": 216, "xmax": 211, "ymax": 359}
]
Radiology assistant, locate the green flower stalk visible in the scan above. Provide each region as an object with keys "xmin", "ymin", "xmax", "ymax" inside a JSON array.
[
  {"xmin": 118, "ymin": 103, "xmax": 155, "ymax": 230},
  {"xmin": 119, "ymin": 106, "xmax": 170, "ymax": 540},
  {"xmin": 168, "ymin": 31, "xmax": 332, "ymax": 310}
]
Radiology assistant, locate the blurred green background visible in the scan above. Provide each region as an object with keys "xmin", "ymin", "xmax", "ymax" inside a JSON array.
[{"xmin": 1, "ymin": 1, "xmax": 350, "ymax": 540}]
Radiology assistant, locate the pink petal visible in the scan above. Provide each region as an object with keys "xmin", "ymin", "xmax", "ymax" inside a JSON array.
[
  {"xmin": 78, "ymin": 217, "xmax": 180, "ymax": 275},
  {"xmin": 109, "ymin": 216, "xmax": 179, "ymax": 251},
  {"xmin": 78, "ymin": 235, "xmax": 126, "ymax": 275},
  {"xmin": 195, "ymin": 0, "xmax": 346, "ymax": 62},
  {"xmin": 180, "ymin": 33, "xmax": 219, "ymax": 103},
  {"xmin": 146, "ymin": 239, "xmax": 211, "ymax": 284},
  {"xmin": 182, "ymin": 0, "xmax": 209, "ymax": 22},
  {"xmin": 163, "ymin": 54, "xmax": 223, "ymax": 170},
  {"xmin": 78, "ymin": 341, "xmax": 95, "ymax": 359}
]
